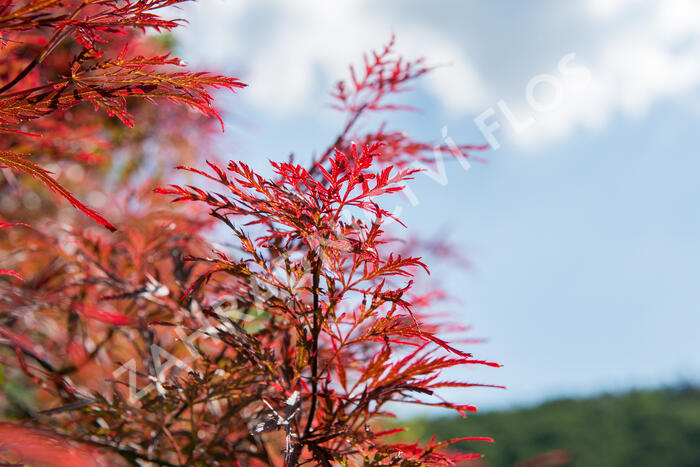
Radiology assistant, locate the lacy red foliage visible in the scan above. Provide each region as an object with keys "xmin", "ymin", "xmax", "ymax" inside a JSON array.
[
  {"xmin": 1, "ymin": 2, "xmax": 499, "ymax": 465},
  {"xmin": 1, "ymin": 0, "xmax": 244, "ymax": 231}
]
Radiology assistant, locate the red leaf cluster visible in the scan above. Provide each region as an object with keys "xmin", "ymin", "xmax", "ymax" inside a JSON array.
[
  {"xmin": 1, "ymin": 0, "xmax": 245, "ymax": 231},
  {"xmin": 0, "ymin": 4, "xmax": 499, "ymax": 466}
]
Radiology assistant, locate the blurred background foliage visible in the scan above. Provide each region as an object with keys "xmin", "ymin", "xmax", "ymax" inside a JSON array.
[{"xmin": 396, "ymin": 385, "xmax": 700, "ymax": 467}]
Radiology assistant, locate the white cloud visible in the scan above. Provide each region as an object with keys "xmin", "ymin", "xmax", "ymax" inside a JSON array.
[
  {"xmin": 177, "ymin": 0, "xmax": 488, "ymax": 115},
  {"xmin": 585, "ymin": 0, "xmax": 638, "ymax": 19},
  {"xmin": 470, "ymin": 0, "xmax": 700, "ymax": 148},
  {"xmin": 406, "ymin": 33, "xmax": 489, "ymax": 114},
  {"xmin": 178, "ymin": 0, "xmax": 700, "ymax": 148}
]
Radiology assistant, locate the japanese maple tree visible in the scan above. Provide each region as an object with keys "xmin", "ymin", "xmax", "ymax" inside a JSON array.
[{"xmin": 0, "ymin": 1, "xmax": 499, "ymax": 465}]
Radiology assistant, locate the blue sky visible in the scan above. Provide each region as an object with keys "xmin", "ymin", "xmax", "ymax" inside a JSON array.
[{"xmin": 174, "ymin": 0, "xmax": 700, "ymax": 413}]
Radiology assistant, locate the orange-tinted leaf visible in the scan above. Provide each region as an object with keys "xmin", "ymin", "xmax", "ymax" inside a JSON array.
[{"xmin": 0, "ymin": 151, "xmax": 116, "ymax": 231}]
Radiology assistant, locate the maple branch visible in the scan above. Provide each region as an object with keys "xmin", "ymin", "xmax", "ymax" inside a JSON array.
[
  {"xmin": 0, "ymin": 30, "xmax": 69, "ymax": 94},
  {"xmin": 0, "ymin": 2, "xmax": 83, "ymax": 95},
  {"xmin": 301, "ymin": 253, "xmax": 322, "ymax": 455},
  {"xmin": 310, "ymin": 103, "xmax": 367, "ymax": 176},
  {"xmin": 86, "ymin": 440, "xmax": 179, "ymax": 467},
  {"xmin": 0, "ymin": 56, "xmax": 39, "ymax": 95}
]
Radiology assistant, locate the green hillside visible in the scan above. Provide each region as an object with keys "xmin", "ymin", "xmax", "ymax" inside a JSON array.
[{"xmin": 403, "ymin": 386, "xmax": 700, "ymax": 466}]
